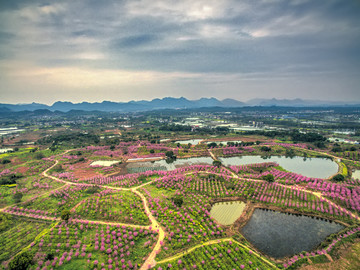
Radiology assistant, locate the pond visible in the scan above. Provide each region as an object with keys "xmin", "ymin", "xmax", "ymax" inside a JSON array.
[
  {"xmin": 207, "ymin": 140, "xmax": 242, "ymax": 145},
  {"xmin": 210, "ymin": 201, "xmax": 246, "ymax": 225},
  {"xmin": 220, "ymin": 156, "xmax": 338, "ymax": 178},
  {"xmin": 175, "ymin": 139, "xmax": 203, "ymax": 145},
  {"xmin": 241, "ymin": 209, "xmax": 344, "ymax": 258},
  {"xmin": 126, "ymin": 156, "xmax": 214, "ymax": 172},
  {"xmin": 352, "ymin": 170, "xmax": 360, "ymax": 180}
]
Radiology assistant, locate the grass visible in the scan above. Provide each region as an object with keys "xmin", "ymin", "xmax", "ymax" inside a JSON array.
[
  {"xmin": 0, "ymin": 214, "xmax": 52, "ymax": 263},
  {"xmin": 306, "ymin": 242, "xmax": 360, "ymax": 270}
]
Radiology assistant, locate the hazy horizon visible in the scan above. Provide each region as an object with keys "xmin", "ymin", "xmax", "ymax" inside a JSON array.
[
  {"xmin": 2, "ymin": 96, "xmax": 360, "ymax": 107},
  {"xmin": 1, "ymin": 0, "xmax": 360, "ymax": 104}
]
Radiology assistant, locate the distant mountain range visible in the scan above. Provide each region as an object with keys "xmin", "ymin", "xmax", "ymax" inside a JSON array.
[{"xmin": 0, "ymin": 97, "xmax": 359, "ymax": 112}]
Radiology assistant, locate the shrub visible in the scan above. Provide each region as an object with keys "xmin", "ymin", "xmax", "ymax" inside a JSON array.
[
  {"xmin": 165, "ymin": 151, "xmax": 175, "ymax": 158},
  {"xmin": 61, "ymin": 210, "xmax": 71, "ymax": 221},
  {"xmin": 34, "ymin": 152, "xmax": 45, "ymax": 160},
  {"xmin": 172, "ymin": 195, "xmax": 184, "ymax": 207},
  {"xmin": 332, "ymin": 174, "xmax": 345, "ymax": 182},
  {"xmin": 260, "ymin": 146, "xmax": 271, "ymax": 152},
  {"xmin": 13, "ymin": 192, "xmax": 23, "ymax": 203},
  {"xmin": 53, "ymin": 164, "xmax": 64, "ymax": 173},
  {"xmin": 1, "ymin": 159, "xmax": 11, "ymax": 164},
  {"xmin": 212, "ymin": 160, "xmax": 222, "ymax": 168},
  {"xmin": 8, "ymin": 251, "xmax": 34, "ymax": 270},
  {"xmin": 263, "ymin": 174, "xmax": 275, "ymax": 183}
]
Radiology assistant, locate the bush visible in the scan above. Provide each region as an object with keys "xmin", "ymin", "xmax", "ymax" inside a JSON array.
[
  {"xmin": 13, "ymin": 192, "xmax": 23, "ymax": 203},
  {"xmin": 8, "ymin": 251, "xmax": 33, "ymax": 270},
  {"xmin": 212, "ymin": 160, "xmax": 222, "ymax": 167},
  {"xmin": 85, "ymin": 186, "xmax": 101, "ymax": 194},
  {"xmin": 53, "ymin": 164, "xmax": 64, "ymax": 173},
  {"xmin": 34, "ymin": 152, "xmax": 45, "ymax": 160},
  {"xmin": 263, "ymin": 174, "xmax": 275, "ymax": 183},
  {"xmin": 61, "ymin": 210, "xmax": 71, "ymax": 221},
  {"xmin": 149, "ymin": 149, "xmax": 155, "ymax": 154},
  {"xmin": 260, "ymin": 146, "xmax": 272, "ymax": 152},
  {"xmin": 1, "ymin": 159, "xmax": 11, "ymax": 164},
  {"xmin": 332, "ymin": 174, "xmax": 345, "ymax": 182},
  {"xmin": 331, "ymin": 146, "xmax": 342, "ymax": 153},
  {"xmin": 207, "ymin": 142, "xmax": 217, "ymax": 148},
  {"xmin": 172, "ymin": 196, "xmax": 184, "ymax": 207},
  {"xmin": 0, "ymin": 173, "xmax": 22, "ymax": 185}
]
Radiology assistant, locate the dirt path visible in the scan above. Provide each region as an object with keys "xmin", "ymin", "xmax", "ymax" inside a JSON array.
[
  {"xmin": 199, "ymin": 167, "xmax": 360, "ymax": 222},
  {"xmin": 156, "ymin": 237, "xmax": 279, "ymax": 269},
  {"xmin": 40, "ymin": 152, "xmax": 165, "ymax": 270},
  {"xmin": 208, "ymin": 149, "xmax": 217, "ymax": 160},
  {"xmin": 3, "ymin": 148, "xmax": 358, "ymax": 270}
]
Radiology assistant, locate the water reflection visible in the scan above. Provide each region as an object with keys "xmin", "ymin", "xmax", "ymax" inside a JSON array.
[{"xmin": 241, "ymin": 209, "xmax": 344, "ymax": 258}]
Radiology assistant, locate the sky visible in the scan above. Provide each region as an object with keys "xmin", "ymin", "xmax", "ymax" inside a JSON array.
[{"xmin": 0, "ymin": 0, "xmax": 360, "ymax": 105}]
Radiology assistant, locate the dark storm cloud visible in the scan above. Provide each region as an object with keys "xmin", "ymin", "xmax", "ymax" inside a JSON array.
[
  {"xmin": 0, "ymin": 0, "xmax": 359, "ymax": 103},
  {"xmin": 113, "ymin": 34, "xmax": 159, "ymax": 48}
]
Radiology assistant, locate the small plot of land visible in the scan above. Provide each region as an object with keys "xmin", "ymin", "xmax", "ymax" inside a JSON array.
[
  {"xmin": 1, "ymin": 137, "xmax": 360, "ymax": 270},
  {"xmin": 27, "ymin": 222, "xmax": 158, "ymax": 269},
  {"xmin": 210, "ymin": 201, "xmax": 246, "ymax": 226},
  {"xmin": 155, "ymin": 241, "xmax": 276, "ymax": 270},
  {"xmin": 73, "ymin": 190, "xmax": 150, "ymax": 225},
  {"xmin": 301, "ymin": 241, "xmax": 360, "ymax": 270},
  {"xmin": 6, "ymin": 185, "xmax": 99, "ymax": 218},
  {"xmin": 0, "ymin": 214, "xmax": 51, "ymax": 265}
]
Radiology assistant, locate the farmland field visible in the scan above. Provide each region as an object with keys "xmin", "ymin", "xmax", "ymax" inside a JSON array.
[{"xmin": 1, "ymin": 127, "xmax": 360, "ymax": 270}]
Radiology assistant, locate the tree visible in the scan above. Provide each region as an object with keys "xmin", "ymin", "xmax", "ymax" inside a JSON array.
[
  {"xmin": 212, "ymin": 160, "xmax": 222, "ymax": 168},
  {"xmin": 34, "ymin": 152, "xmax": 45, "ymax": 160},
  {"xmin": 8, "ymin": 251, "xmax": 33, "ymax": 270},
  {"xmin": 207, "ymin": 142, "xmax": 217, "ymax": 148},
  {"xmin": 53, "ymin": 164, "xmax": 63, "ymax": 173},
  {"xmin": 172, "ymin": 196, "xmax": 183, "ymax": 207},
  {"xmin": 260, "ymin": 146, "xmax": 271, "ymax": 152},
  {"xmin": 110, "ymin": 145, "xmax": 115, "ymax": 151},
  {"xmin": 61, "ymin": 210, "xmax": 71, "ymax": 221},
  {"xmin": 331, "ymin": 146, "xmax": 342, "ymax": 153},
  {"xmin": 263, "ymin": 174, "xmax": 275, "ymax": 183},
  {"xmin": 165, "ymin": 151, "xmax": 175, "ymax": 158},
  {"xmin": 332, "ymin": 174, "xmax": 345, "ymax": 182},
  {"xmin": 1, "ymin": 159, "xmax": 11, "ymax": 164},
  {"xmin": 13, "ymin": 192, "xmax": 23, "ymax": 203}
]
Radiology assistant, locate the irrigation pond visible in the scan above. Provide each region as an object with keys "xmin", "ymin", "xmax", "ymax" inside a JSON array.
[
  {"xmin": 220, "ymin": 155, "xmax": 338, "ymax": 178},
  {"xmin": 241, "ymin": 209, "xmax": 344, "ymax": 258},
  {"xmin": 126, "ymin": 157, "xmax": 214, "ymax": 172},
  {"xmin": 175, "ymin": 139, "xmax": 203, "ymax": 145}
]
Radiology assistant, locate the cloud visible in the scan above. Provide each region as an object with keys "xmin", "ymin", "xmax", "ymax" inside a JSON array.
[{"xmin": 0, "ymin": 0, "xmax": 359, "ymax": 103}]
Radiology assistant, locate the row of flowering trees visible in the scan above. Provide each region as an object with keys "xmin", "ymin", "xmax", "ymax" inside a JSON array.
[
  {"xmin": 73, "ymin": 189, "xmax": 150, "ymax": 225},
  {"xmin": 154, "ymin": 240, "xmax": 276, "ymax": 270},
  {"xmin": 27, "ymin": 220, "xmax": 158, "ymax": 269},
  {"xmin": 142, "ymin": 188, "xmax": 226, "ymax": 260},
  {"xmin": 152, "ymin": 172, "xmax": 357, "ymax": 223},
  {"xmin": 284, "ymin": 226, "xmax": 360, "ymax": 269},
  {"xmin": 5, "ymin": 184, "xmax": 97, "ymax": 218}
]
